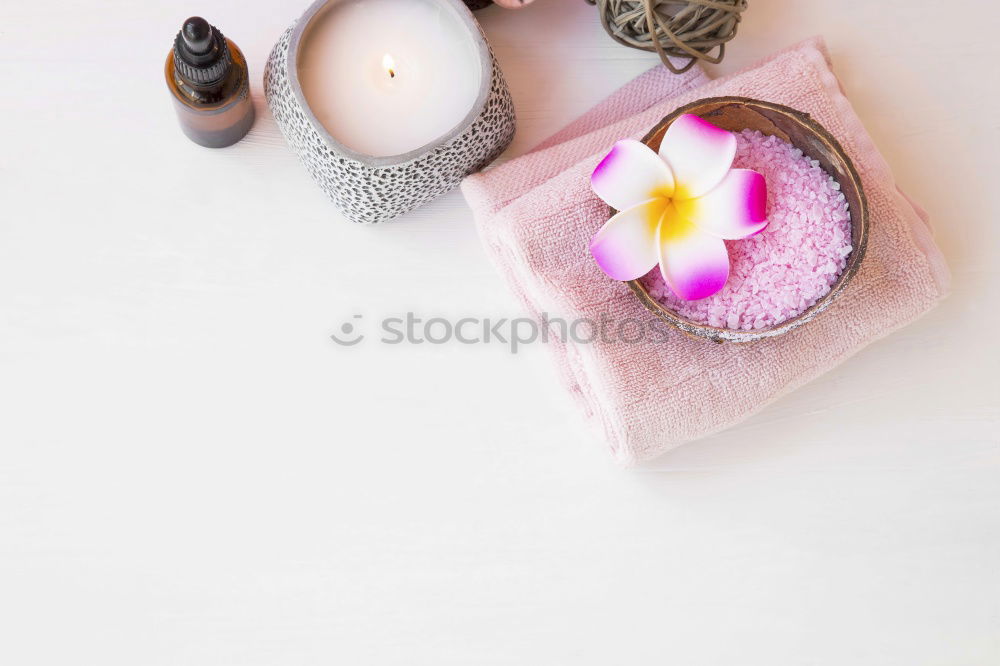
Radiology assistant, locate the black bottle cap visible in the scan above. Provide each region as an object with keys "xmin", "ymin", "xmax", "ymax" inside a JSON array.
[{"xmin": 173, "ymin": 17, "xmax": 232, "ymax": 87}]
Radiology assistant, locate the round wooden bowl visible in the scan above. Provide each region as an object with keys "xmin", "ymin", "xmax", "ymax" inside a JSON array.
[{"xmin": 626, "ymin": 97, "xmax": 870, "ymax": 343}]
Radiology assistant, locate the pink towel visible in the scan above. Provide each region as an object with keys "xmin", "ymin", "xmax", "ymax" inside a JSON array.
[{"xmin": 462, "ymin": 38, "xmax": 950, "ymax": 464}]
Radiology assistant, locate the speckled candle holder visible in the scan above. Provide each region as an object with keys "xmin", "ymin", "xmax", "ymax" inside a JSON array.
[{"xmin": 264, "ymin": 0, "xmax": 516, "ymax": 224}]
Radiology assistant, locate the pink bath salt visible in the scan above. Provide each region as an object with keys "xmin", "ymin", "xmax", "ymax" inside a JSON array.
[{"xmin": 641, "ymin": 129, "xmax": 853, "ymax": 330}]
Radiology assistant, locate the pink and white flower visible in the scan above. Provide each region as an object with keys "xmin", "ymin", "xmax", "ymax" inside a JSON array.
[{"xmin": 590, "ymin": 114, "xmax": 768, "ymax": 300}]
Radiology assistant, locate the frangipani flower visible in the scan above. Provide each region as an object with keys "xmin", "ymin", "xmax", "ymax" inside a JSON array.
[{"xmin": 590, "ymin": 114, "xmax": 768, "ymax": 300}]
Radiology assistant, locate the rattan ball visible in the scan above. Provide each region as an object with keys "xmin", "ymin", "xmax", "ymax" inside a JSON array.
[{"xmin": 586, "ymin": 0, "xmax": 748, "ymax": 74}]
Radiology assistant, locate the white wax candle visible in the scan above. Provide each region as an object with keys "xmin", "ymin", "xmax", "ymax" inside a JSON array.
[{"xmin": 297, "ymin": 0, "xmax": 483, "ymax": 158}]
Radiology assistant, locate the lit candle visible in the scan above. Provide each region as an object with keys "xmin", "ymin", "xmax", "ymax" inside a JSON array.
[
  {"xmin": 297, "ymin": 0, "xmax": 484, "ymax": 158},
  {"xmin": 265, "ymin": 0, "xmax": 516, "ymax": 223}
]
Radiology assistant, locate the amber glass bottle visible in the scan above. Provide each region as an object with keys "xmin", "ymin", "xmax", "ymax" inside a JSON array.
[{"xmin": 165, "ymin": 17, "xmax": 255, "ymax": 148}]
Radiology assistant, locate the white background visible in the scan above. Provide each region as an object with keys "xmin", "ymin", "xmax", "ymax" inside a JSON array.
[{"xmin": 1, "ymin": 1, "xmax": 998, "ymax": 664}]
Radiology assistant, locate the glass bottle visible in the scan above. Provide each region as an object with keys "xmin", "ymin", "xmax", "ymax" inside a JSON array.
[{"xmin": 165, "ymin": 17, "xmax": 255, "ymax": 148}]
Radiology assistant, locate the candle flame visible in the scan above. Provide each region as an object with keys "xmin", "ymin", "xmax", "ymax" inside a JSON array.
[{"xmin": 382, "ymin": 53, "xmax": 396, "ymax": 79}]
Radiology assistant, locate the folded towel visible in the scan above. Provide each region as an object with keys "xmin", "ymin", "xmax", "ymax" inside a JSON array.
[{"xmin": 462, "ymin": 38, "xmax": 950, "ymax": 464}]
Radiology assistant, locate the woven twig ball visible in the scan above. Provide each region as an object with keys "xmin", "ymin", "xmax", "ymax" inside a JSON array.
[{"xmin": 586, "ymin": 0, "xmax": 748, "ymax": 74}]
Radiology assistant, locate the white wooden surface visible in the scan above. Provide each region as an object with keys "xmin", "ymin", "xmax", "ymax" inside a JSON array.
[{"xmin": 1, "ymin": 1, "xmax": 998, "ymax": 664}]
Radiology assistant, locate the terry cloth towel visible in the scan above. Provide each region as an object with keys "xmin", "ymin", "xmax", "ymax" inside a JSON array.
[{"xmin": 461, "ymin": 38, "xmax": 950, "ymax": 464}]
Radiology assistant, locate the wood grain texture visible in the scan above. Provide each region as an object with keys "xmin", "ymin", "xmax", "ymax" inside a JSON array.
[{"xmin": 0, "ymin": 1, "xmax": 997, "ymax": 665}]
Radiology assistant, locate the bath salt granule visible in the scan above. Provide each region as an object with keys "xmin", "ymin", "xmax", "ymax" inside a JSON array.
[{"xmin": 641, "ymin": 128, "xmax": 853, "ymax": 330}]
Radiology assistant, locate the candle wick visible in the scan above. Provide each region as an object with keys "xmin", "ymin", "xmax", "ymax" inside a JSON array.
[{"xmin": 382, "ymin": 54, "xmax": 396, "ymax": 81}]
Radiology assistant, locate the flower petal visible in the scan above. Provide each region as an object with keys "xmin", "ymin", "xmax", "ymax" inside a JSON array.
[
  {"xmin": 658, "ymin": 205, "xmax": 730, "ymax": 300},
  {"xmin": 592, "ymin": 139, "xmax": 674, "ymax": 211},
  {"xmin": 590, "ymin": 199, "xmax": 665, "ymax": 281},
  {"xmin": 675, "ymin": 168, "xmax": 768, "ymax": 239},
  {"xmin": 658, "ymin": 114, "xmax": 736, "ymax": 200}
]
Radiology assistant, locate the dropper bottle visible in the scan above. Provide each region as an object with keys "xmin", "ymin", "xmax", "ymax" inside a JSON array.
[{"xmin": 165, "ymin": 17, "xmax": 255, "ymax": 148}]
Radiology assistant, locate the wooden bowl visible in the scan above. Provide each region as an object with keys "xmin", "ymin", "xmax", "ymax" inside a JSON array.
[{"xmin": 626, "ymin": 97, "xmax": 869, "ymax": 343}]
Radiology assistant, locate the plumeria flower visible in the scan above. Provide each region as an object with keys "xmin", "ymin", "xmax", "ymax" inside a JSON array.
[{"xmin": 590, "ymin": 114, "xmax": 768, "ymax": 300}]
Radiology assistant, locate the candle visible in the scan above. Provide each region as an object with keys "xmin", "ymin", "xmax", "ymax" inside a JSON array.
[
  {"xmin": 265, "ymin": 0, "xmax": 516, "ymax": 223},
  {"xmin": 297, "ymin": 0, "xmax": 483, "ymax": 158}
]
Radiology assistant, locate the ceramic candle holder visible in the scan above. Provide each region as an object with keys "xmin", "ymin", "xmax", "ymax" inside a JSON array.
[
  {"xmin": 626, "ymin": 97, "xmax": 870, "ymax": 343},
  {"xmin": 264, "ymin": 0, "xmax": 516, "ymax": 224}
]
